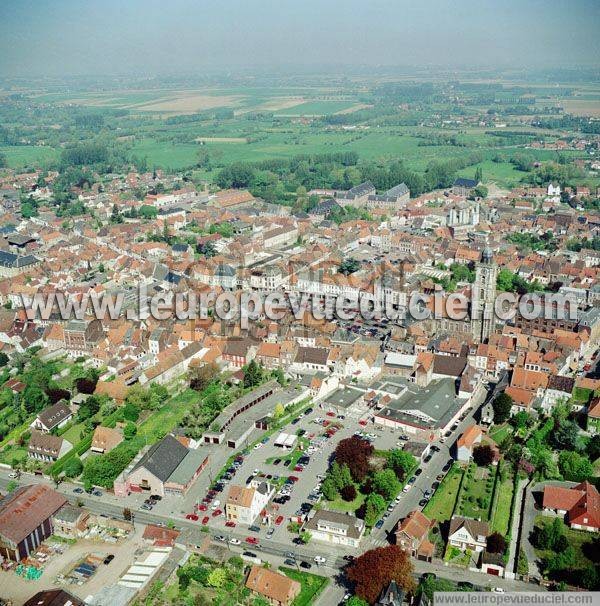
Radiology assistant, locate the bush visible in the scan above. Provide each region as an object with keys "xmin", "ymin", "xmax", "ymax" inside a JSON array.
[{"xmin": 63, "ymin": 456, "xmax": 83, "ymax": 478}]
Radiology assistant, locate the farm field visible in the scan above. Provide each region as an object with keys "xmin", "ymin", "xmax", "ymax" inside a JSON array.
[
  {"xmin": 275, "ymin": 100, "xmax": 361, "ymax": 116},
  {"xmin": 0, "ymin": 145, "xmax": 59, "ymax": 168}
]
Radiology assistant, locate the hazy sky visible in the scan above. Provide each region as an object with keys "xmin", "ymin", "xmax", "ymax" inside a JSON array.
[{"xmin": 1, "ymin": 0, "xmax": 598, "ymax": 76}]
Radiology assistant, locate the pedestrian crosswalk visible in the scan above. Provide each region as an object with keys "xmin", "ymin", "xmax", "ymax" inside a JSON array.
[{"xmin": 370, "ymin": 536, "xmax": 389, "ymax": 547}]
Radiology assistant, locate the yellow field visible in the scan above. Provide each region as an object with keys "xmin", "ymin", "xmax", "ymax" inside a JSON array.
[
  {"xmin": 561, "ymin": 99, "xmax": 600, "ymax": 117},
  {"xmin": 132, "ymin": 94, "xmax": 242, "ymax": 113}
]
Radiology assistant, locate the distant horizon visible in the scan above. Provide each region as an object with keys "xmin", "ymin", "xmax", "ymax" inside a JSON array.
[{"xmin": 1, "ymin": 0, "xmax": 599, "ymax": 77}]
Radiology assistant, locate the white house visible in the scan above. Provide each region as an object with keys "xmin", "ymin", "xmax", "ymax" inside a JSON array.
[
  {"xmin": 448, "ymin": 516, "xmax": 489, "ymax": 553},
  {"xmin": 225, "ymin": 481, "xmax": 274, "ymax": 526},
  {"xmin": 302, "ymin": 509, "xmax": 365, "ymax": 548}
]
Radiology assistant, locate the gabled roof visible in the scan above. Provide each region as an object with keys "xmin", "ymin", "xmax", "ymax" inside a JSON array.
[
  {"xmin": 543, "ymin": 482, "xmax": 600, "ymax": 528},
  {"xmin": 132, "ymin": 435, "xmax": 189, "ymax": 482},
  {"xmin": 457, "ymin": 424, "xmax": 483, "ymax": 449},
  {"xmin": 449, "ymin": 516, "xmax": 489, "ymax": 542},
  {"xmin": 0, "ymin": 484, "xmax": 68, "ymax": 544},
  {"xmin": 246, "ymin": 565, "xmax": 300, "ymax": 604},
  {"xmin": 37, "ymin": 400, "xmax": 72, "ymax": 429}
]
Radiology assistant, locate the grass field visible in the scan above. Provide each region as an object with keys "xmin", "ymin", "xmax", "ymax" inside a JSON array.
[
  {"xmin": 488, "ymin": 423, "xmax": 512, "ymax": 446},
  {"xmin": 457, "ymin": 159, "xmax": 526, "ymax": 188},
  {"xmin": 423, "ymin": 463, "xmax": 463, "ymax": 522},
  {"xmin": 491, "ymin": 468, "xmax": 514, "ymax": 535},
  {"xmin": 325, "ymin": 489, "xmax": 366, "ymax": 513},
  {"xmin": 0, "ymin": 145, "xmax": 59, "ymax": 168},
  {"xmin": 279, "ymin": 567, "xmax": 329, "ymax": 606}
]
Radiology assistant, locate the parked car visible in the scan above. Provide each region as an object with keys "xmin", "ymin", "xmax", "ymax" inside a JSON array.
[
  {"xmin": 275, "ymin": 515, "xmax": 284, "ymax": 525},
  {"xmin": 201, "ymin": 516, "xmax": 210, "ymax": 525},
  {"xmin": 197, "ymin": 504, "xmax": 208, "ymax": 511},
  {"xmin": 419, "ymin": 499, "xmax": 428, "ymax": 507},
  {"xmin": 249, "ymin": 525, "xmax": 261, "ymax": 532},
  {"xmin": 185, "ymin": 513, "xmax": 199, "ymax": 521},
  {"xmin": 150, "ymin": 494, "xmax": 162, "ymax": 501},
  {"xmin": 266, "ymin": 528, "xmax": 275, "ymax": 538},
  {"xmin": 245, "ymin": 536, "xmax": 259, "ymax": 545},
  {"xmin": 212, "ymin": 509, "xmax": 223, "ymax": 517},
  {"xmin": 73, "ymin": 487, "xmax": 84, "ymax": 494},
  {"xmin": 375, "ymin": 519, "xmax": 384, "ymax": 529},
  {"xmin": 103, "ymin": 554, "xmax": 115, "ymax": 565},
  {"xmin": 141, "ymin": 504, "xmax": 153, "ymax": 511},
  {"xmin": 229, "ymin": 538, "xmax": 241, "ymax": 545},
  {"xmin": 300, "ymin": 561, "xmax": 312, "ymax": 569},
  {"xmin": 225, "ymin": 521, "xmax": 236, "ymax": 528},
  {"xmin": 284, "ymin": 558, "xmax": 296, "ymax": 566}
]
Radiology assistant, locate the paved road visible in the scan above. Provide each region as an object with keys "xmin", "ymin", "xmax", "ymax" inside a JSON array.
[{"xmin": 367, "ymin": 384, "xmax": 490, "ymax": 547}]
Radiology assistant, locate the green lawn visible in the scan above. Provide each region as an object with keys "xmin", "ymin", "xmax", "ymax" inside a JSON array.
[
  {"xmin": 279, "ymin": 567, "xmax": 329, "ymax": 606},
  {"xmin": 137, "ymin": 388, "xmax": 199, "ymax": 437},
  {"xmin": 0, "ymin": 445, "xmax": 28, "ymax": 466},
  {"xmin": 488, "ymin": 423, "xmax": 512, "ymax": 446},
  {"xmin": 423, "ymin": 463, "xmax": 464, "ymax": 522},
  {"xmin": 325, "ymin": 488, "xmax": 366, "ymax": 513},
  {"xmin": 0, "ymin": 145, "xmax": 59, "ymax": 168},
  {"xmin": 491, "ymin": 468, "xmax": 514, "ymax": 535},
  {"xmin": 61, "ymin": 422, "xmax": 87, "ymax": 445},
  {"xmin": 456, "ymin": 464, "xmax": 495, "ymax": 522}
]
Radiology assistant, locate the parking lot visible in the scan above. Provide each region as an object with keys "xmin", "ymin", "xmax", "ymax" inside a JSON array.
[
  {"xmin": 174, "ymin": 391, "xmax": 470, "ymax": 549},
  {"xmin": 118, "ymin": 378, "xmax": 489, "ymax": 559}
]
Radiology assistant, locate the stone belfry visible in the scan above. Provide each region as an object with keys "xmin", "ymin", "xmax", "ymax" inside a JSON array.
[{"xmin": 471, "ymin": 246, "xmax": 497, "ymax": 343}]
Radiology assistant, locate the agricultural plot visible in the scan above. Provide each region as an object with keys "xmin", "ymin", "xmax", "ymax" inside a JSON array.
[
  {"xmin": 274, "ymin": 100, "xmax": 361, "ymax": 116},
  {"xmin": 0, "ymin": 145, "xmax": 59, "ymax": 168}
]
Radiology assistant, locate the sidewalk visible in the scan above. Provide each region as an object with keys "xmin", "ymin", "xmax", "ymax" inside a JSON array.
[{"xmin": 506, "ymin": 477, "xmax": 526, "ymax": 575}]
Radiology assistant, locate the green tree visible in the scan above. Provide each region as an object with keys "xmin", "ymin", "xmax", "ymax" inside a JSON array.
[
  {"xmin": 206, "ymin": 567, "xmax": 227, "ymax": 588},
  {"xmin": 372, "ymin": 468, "xmax": 401, "ymax": 500},
  {"xmin": 386, "ymin": 449, "xmax": 416, "ymax": 480},
  {"xmin": 558, "ymin": 450, "xmax": 593, "ymax": 482},
  {"xmin": 492, "ymin": 392, "xmax": 512, "ymax": 424},
  {"xmin": 364, "ymin": 493, "xmax": 386, "ymax": 526},
  {"xmin": 339, "ymin": 258, "xmax": 360, "ymax": 275},
  {"xmin": 243, "ymin": 360, "xmax": 263, "ymax": 389},
  {"xmin": 123, "ymin": 422, "xmax": 137, "ymax": 439},
  {"xmin": 122, "ymin": 401, "xmax": 140, "ymax": 422}
]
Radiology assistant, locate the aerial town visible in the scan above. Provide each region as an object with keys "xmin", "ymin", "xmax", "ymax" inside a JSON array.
[{"xmin": 0, "ymin": 3, "xmax": 599, "ymax": 606}]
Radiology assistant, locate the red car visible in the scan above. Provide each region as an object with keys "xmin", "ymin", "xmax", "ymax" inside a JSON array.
[
  {"xmin": 326, "ymin": 411, "xmax": 336, "ymax": 417},
  {"xmin": 245, "ymin": 536, "xmax": 259, "ymax": 545},
  {"xmin": 359, "ymin": 420, "xmax": 367, "ymax": 426},
  {"xmin": 197, "ymin": 504, "xmax": 208, "ymax": 511},
  {"xmin": 185, "ymin": 513, "xmax": 199, "ymax": 521},
  {"xmin": 322, "ymin": 420, "xmax": 330, "ymax": 427},
  {"xmin": 225, "ymin": 520, "xmax": 236, "ymax": 528},
  {"xmin": 293, "ymin": 465, "xmax": 303, "ymax": 472},
  {"xmin": 212, "ymin": 509, "xmax": 223, "ymax": 517},
  {"xmin": 201, "ymin": 516, "xmax": 210, "ymax": 525},
  {"xmin": 275, "ymin": 515, "xmax": 284, "ymax": 526},
  {"xmin": 288, "ymin": 475, "xmax": 299, "ymax": 482}
]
